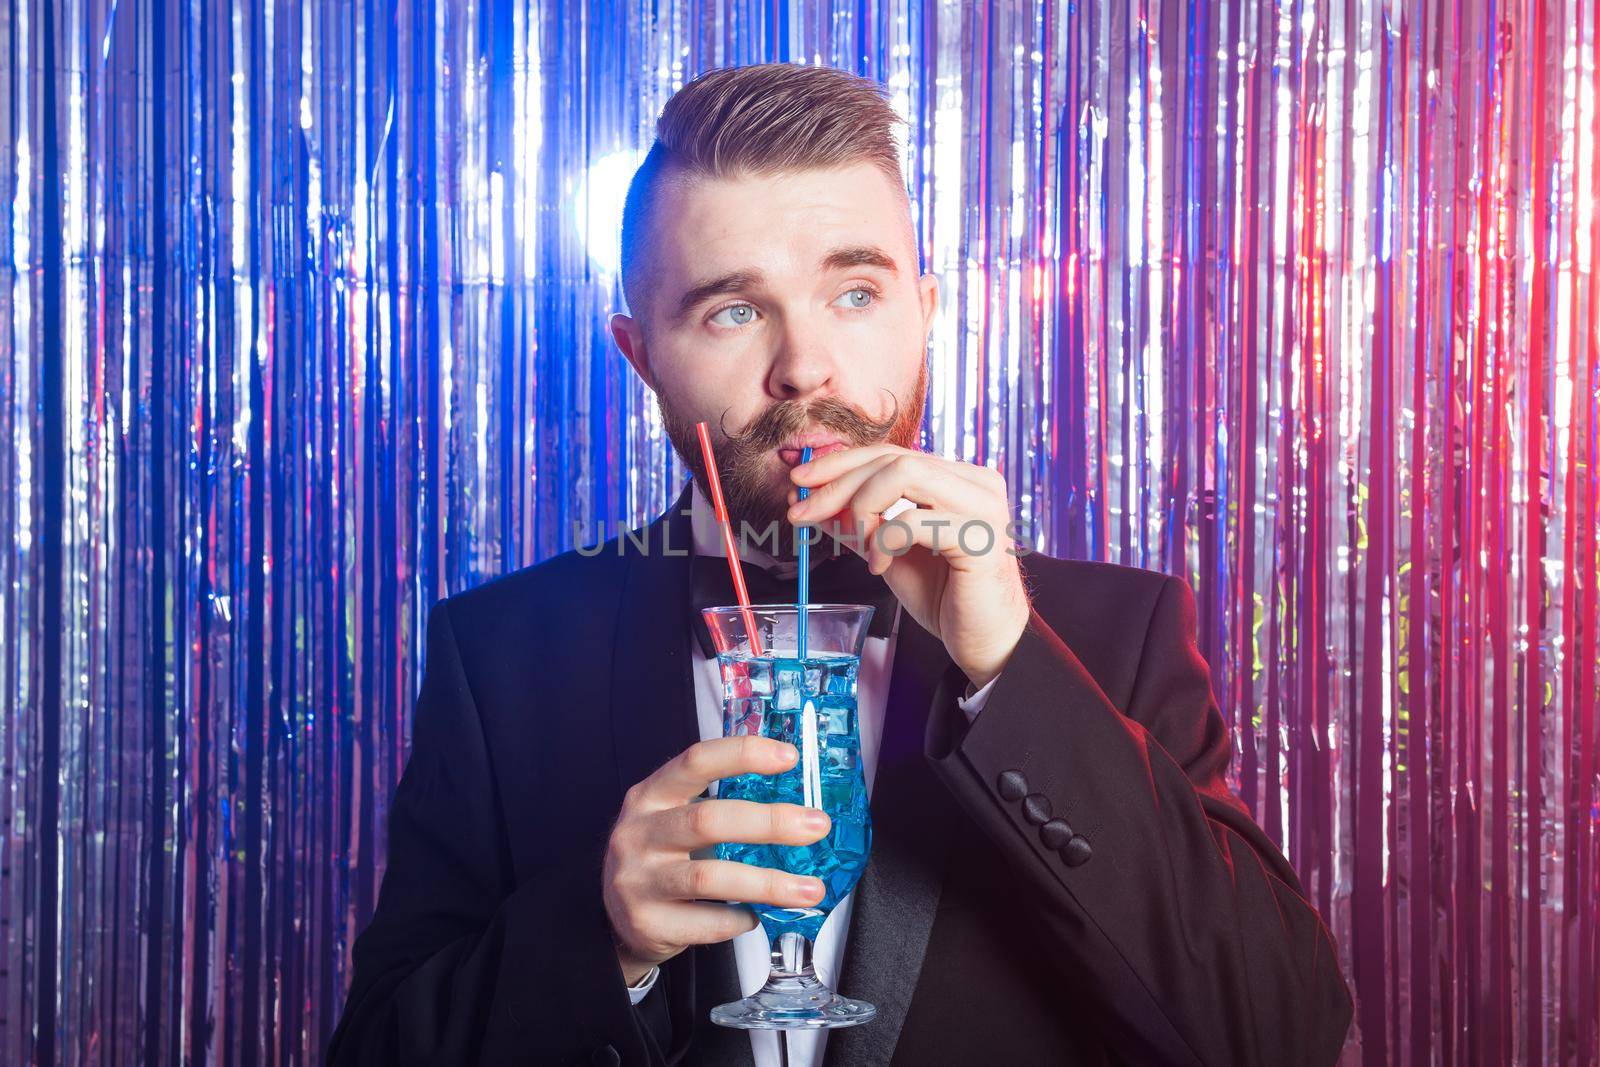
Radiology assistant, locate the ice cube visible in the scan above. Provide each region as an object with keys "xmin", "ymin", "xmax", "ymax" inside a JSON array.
[
  {"xmin": 825, "ymin": 744, "xmax": 855, "ymax": 774},
  {"xmin": 774, "ymin": 666, "xmax": 802, "ymax": 709},
  {"xmin": 804, "ymin": 664, "xmax": 825, "ymax": 695},
  {"xmin": 823, "ymin": 703, "xmax": 850, "ymax": 736}
]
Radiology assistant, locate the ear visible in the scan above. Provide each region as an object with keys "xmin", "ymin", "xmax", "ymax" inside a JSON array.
[
  {"xmin": 918, "ymin": 273, "xmax": 940, "ymax": 342},
  {"xmin": 610, "ymin": 311, "xmax": 655, "ymax": 392}
]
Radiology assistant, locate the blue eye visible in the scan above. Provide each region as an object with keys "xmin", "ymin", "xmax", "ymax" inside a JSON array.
[
  {"xmin": 710, "ymin": 303, "xmax": 758, "ymax": 328},
  {"xmin": 834, "ymin": 287, "xmax": 877, "ymax": 309}
]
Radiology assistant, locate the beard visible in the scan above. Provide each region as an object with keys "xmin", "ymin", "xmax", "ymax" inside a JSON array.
[{"xmin": 659, "ymin": 363, "xmax": 928, "ymax": 563}]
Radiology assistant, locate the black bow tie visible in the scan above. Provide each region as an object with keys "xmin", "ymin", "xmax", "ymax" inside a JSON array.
[{"xmin": 688, "ymin": 547, "xmax": 898, "ymax": 658}]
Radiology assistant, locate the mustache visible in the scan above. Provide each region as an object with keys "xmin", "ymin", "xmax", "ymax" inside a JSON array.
[
  {"xmin": 716, "ymin": 395, "xmax": 901, "ymax": 538},
  {"xmin": 717, "ymin": 393, "xmax": 901, "ymax": 453}
]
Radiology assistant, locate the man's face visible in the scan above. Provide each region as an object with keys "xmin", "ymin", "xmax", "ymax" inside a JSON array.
[{"xmin": 610, "ymin": 161, "xmax": 939, "ymax": 552}]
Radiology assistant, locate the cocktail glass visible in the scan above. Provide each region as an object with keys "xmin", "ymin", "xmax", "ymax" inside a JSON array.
[{"xmin": 701, "ymin": 603, "xmax": 877, "ymax": 1031}]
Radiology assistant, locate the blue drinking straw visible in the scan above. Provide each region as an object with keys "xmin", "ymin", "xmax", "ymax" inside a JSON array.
[{"xmin": 796, "ymin": 446, "xmax": 812, "ymax": 660}]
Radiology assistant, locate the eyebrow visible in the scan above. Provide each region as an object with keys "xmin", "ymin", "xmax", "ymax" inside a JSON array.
[{"xmin": 671, "ymin": 244, "xmax": 901, "ymax": 322}]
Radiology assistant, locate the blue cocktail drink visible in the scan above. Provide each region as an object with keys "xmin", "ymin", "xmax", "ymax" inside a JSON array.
[
  {"xmin": 701, "ymin": 604, "xmax": 877, "ymax": 1031},
  {"xmin": 714, "ymin": 652, "xmax": 871, "ymax": 942}
]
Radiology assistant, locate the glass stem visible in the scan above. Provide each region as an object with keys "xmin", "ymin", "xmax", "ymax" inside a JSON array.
[{"xmin": 768, "ymin": 930, "xmax": 816, "ymax": 981}]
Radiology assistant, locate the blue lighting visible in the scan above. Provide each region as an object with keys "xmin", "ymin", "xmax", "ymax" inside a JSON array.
[{"xmin": 573, "ymin": 147, "xmax": 648, "ymax": 277}]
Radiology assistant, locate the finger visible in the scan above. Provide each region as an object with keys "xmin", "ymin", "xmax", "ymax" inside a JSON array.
[
  {"xmin": 652, "ymin": 798, "xmax": 831, "ymax": 851},
  {"xmin": 647, "ymin": 899, "xmax": 761, "ymax": 947},
  {"xmin": 948, "ymin": 459, "xmax": 1010, "ymax": 494},
  {"xmin": 786, "ymin": 454, "xmax": 899, "ymax": 525},
  {"xmin": 659, "ymin": 858, "xmax": 827, "ymax": 909},
  {"xmin": 789, "ymin": 443, "xmax": 906, "ymax": 486},
  {"xmin": 828, "ymin": 456, "xmax": 1004, "ymax": 544},
  {"xmin": 814, "ymin": 509, "xmax": 883, "ymax": 561},
  {"xmin": 866, "ymin": 507, "xmax": 1012, "ymax": 574},
  {"xmin": 793, "ymin": 445, "xmax": 1004, "ymax": 502},
  {"xmin": 813, "ymin": 501, "xmax": 920, "ymax": 561},
  {"xmin": 633, "ymin": 736, "xmax": 798, "ymax": 811}
]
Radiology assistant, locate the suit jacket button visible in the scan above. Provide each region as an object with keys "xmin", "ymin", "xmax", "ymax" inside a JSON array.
[
  {"xmin": 1022, "ymin": 792, "xmax": 1052, "ymax": 826},
  {"xmin": 1061, "ymin": 834, "xmax": 1092, "ymax": 867},
  {"xmin": 997, "ymin": 769, "xmax": 1028, "ymax": 801},
  {"xmin": 1040, "ymin": 817, "xmax": 1073, "ymax": 850}
]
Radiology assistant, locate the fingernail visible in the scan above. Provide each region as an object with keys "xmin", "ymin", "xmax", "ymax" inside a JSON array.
[
  {"xmin": 803, "ymin": 809, "xmax": 830, "ymax": 830},
  {"xmin": 777, "ymin": 743, "xmax": 798, "ymax": 764},
  {"xmin": 796, "ymin": 878, "xmax": 824, "ymax": 898}
]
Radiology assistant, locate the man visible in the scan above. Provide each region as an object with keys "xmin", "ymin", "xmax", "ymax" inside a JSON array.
[{"xmin": 328, "ymin": 63, "xmax": 1353, "ymax": 1066}]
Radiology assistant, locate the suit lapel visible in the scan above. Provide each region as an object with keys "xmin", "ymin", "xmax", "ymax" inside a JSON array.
[
  {"xmin": 607, "ymin": 482, "xmax": 749, "ymax": 1064},
  {"xmin": 823, "ymin": 614, "xmax": 961, "ymax": 1066},
  {"xmin": 609, "ymin": 482, "xmax": 700, "ymax": 795}
]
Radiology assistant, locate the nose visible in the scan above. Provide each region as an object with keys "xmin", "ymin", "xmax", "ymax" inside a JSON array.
[{"xmin": 765, "ymin": 326, "xmax": 843, "ymax": 401}]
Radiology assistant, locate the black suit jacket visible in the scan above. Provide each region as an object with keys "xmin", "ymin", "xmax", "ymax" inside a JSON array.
[{"xmin": 327, "ymin": 486, "xmax": 1353, "ymax": 1066}]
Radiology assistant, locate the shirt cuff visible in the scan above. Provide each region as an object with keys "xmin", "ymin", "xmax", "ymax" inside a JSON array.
[
  {"xmin": 956, "ymin": 673, "xmax": 1001, "ymax": 722},
  {"xmin": 625, "ymin": 964, "xmax": 661, "ymax": 1005}
]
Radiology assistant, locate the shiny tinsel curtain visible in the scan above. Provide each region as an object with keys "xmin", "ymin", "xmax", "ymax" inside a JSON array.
[{"xmin": 2, "ymin": 0, "xmax": 1597, "ymax": 1063}]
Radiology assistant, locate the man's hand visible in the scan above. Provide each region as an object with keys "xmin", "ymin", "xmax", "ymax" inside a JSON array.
[
  {"xmin": 603, "ymin": 735, "xmax": 833, "ymax": 986},
  {"xmin": 788, "ymin": 444, "xmax": 1030, "ymax": 690}
]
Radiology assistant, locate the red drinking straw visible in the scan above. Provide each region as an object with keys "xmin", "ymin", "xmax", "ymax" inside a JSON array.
[{"xmin": 694, "ymin": 421, "xmax": 765, "ymax": 657}]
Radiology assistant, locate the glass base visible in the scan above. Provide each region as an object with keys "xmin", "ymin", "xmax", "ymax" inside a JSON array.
[
  {"xmin": 709, "ymin": 929, "xmax": 877, "ymax": 1030},
  {"xmin": 709, "ymin": 975, "xmax": 876, "ymax": 1030}
]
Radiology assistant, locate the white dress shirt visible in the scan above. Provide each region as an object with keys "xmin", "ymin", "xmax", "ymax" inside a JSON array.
[{"xmin": 623, "ymin": 484, "xmax": 997, "ymax": 1067}]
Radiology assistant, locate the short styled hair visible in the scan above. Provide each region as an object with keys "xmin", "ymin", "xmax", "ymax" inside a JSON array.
[{"xmin": 619, "ymin": 63, "xmax": 913, "ymax": 319}]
